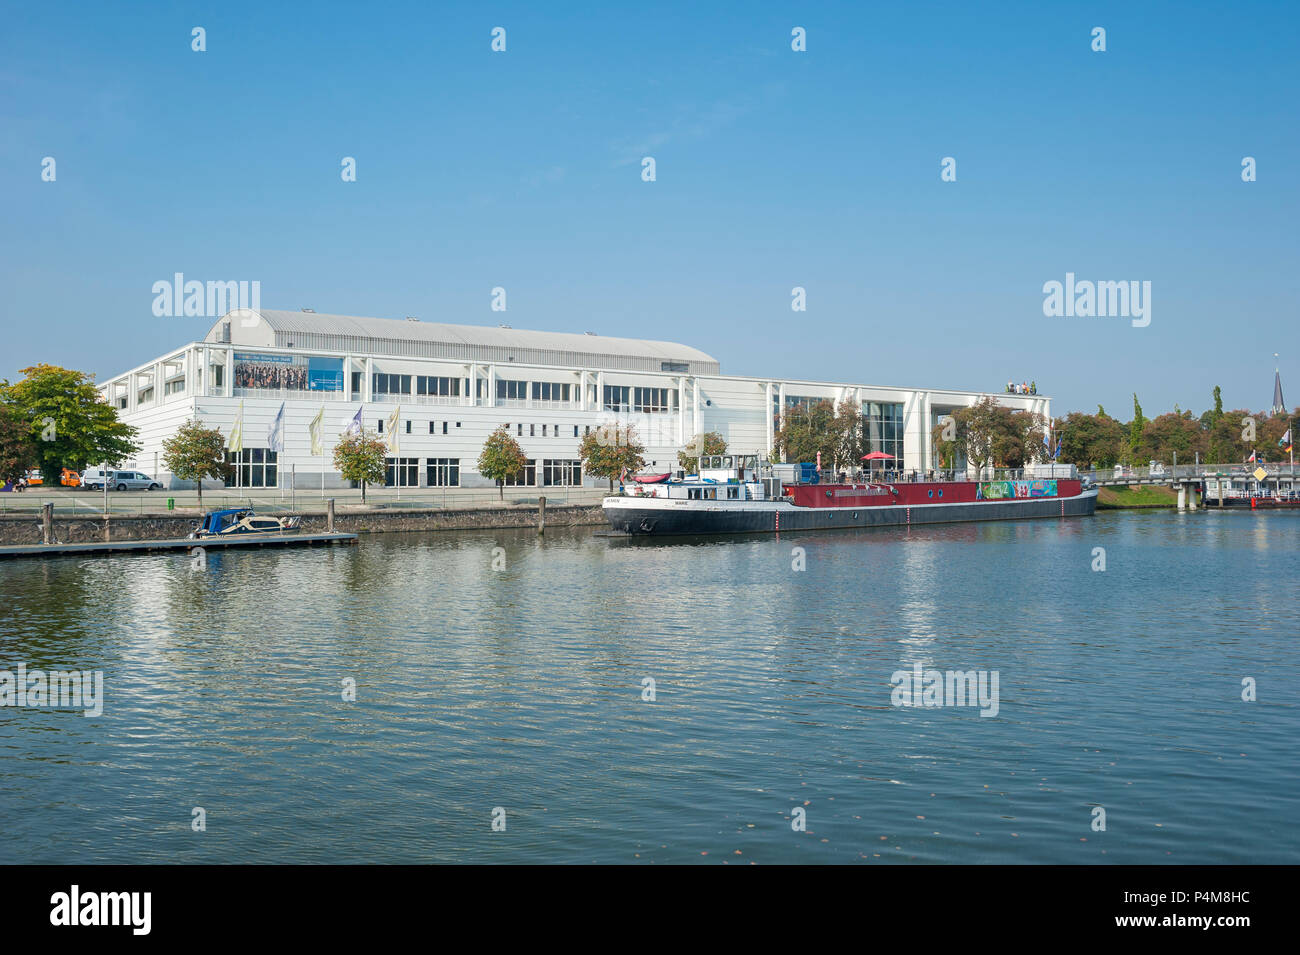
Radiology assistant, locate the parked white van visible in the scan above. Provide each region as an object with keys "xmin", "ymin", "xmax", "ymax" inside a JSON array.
[{"xmin": 81, "ymin": 467, "xmax": 112, "ymax": 490}]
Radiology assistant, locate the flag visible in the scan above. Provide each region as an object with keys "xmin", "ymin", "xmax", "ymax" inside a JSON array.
[
  {"xmin": 1279, "ymin": 428, "xmax": 1292, "ymax": 451},
  {"xmin": 1054, "ymin": 438, "xmax": 1062, "ymax": 460},
  {"xmin": 267, "ymin": 401, "xmax": 285, "ymax": 453},
  {"xmin": 345, "ymin": 406, "xmax": 363, "ymax": 436},
  {"xmin": 309, "ymin": 406, "xmax": 325, "ymax": 456},
  {"xmin": 386, "ymin": 405, "xmax": 401, "ymax": 454},
  {"xmin": 226, "ymin": 400, "xmax": 244, "ymax": 453},
  {"xmin": 1248, "ymin": 450, "xmax": 1256, "ymax": 463}
]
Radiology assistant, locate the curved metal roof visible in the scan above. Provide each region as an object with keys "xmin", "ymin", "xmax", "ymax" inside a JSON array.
[{"xmin": 205, "ymin": 310, "xmax": 719, "ymax": 374}]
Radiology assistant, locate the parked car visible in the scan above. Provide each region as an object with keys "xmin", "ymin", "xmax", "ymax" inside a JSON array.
[
  {"xmin": 81, "ymin": 467, "xmax": 113, "ymax": 490},
  {"xmin": 99, "ymin": 470, "xmax": 162, "ymax": 491}
]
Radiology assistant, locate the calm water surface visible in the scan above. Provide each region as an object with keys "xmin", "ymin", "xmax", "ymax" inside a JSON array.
[{"xmin": 1, "ymin": 510, "xmax": 1297, "ymax": 863}]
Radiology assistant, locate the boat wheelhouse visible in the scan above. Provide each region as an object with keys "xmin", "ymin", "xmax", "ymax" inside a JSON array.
[{"xmin": 1201, "ymin": 467, "xmax": 1300, "ymax": 508}]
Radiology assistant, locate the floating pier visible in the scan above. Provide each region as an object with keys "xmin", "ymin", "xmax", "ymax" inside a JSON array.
[{"xmin": 0, "ymin": 532, "xmax": 357, "ymax": 561}]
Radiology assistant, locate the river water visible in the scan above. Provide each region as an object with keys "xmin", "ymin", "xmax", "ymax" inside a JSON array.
[{"xmin": 1, "ymin": 510, "xmax": 1297, "ymax": 864}]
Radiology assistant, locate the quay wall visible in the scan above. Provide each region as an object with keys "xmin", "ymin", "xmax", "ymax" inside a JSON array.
[{"xmin": 0, "ymin": 504, "xmax": 605, "ymax": 545}]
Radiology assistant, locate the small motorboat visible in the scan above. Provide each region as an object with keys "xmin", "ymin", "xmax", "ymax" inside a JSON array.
[
  {"xmin": 630, "ymin": 473, "xmax": 671, "ymax": 484},
  {"xmin": 190, "ymin": 508, "xmax": 302, "ymax": 539}
]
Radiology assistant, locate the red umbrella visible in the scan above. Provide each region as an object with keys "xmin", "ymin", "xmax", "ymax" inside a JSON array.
[{"xmin": 861, "ymin": 452, "xmax": 894, "ymax": 460}]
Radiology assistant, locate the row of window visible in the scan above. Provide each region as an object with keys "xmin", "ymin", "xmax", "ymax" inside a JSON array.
[
  {"xmin": 502, "ymin": 459, "xmax": 583, "ymax": 487},
  {"xmin": 374, "ymin": 419, "xmax": 591, "ymax": 439},
  {"xmin": 219, "ymin": 449, "xmax": 583, "ymax": 490},
  {"xmin": 389, "ymin": 458, "xmax": 463, "ymax": 485},
  {"xmin": 379, "ymin": 457, "xmax": 582, "ymax": 488},
  {"xmin": 602, "ymin": 385, "xmax": 673, "ymax": 413},
  {"xmin": 354, "ymin": 374, "xmax": 671, "ymax": 409}
]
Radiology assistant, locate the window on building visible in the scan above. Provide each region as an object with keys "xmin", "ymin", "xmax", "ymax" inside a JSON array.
[
  {"xmin": 863, "ymin": 401, "xmax": 905, "ymax": 471},
  {"xmin": 443, "ymin": 422, "xmax": 449, "ymax": 434},
  {"xmin": 372, "ymin": 373, "xmax": 412, "ymax": 396},
  {"xmin": 775, "ymin": 394, "xmax": 823, "ymax": 433},
  {"xmin": 164, "ymin": 377, "xmax": 186, "ymax": 396},
  {"xmin": 426, "ymin": 458, "xmax": 460, "ymax": 487},
  {"xmin": 530, "ymin": 424, "xmax": 535, "ymax": 437},
  {"xmin": 405, "ymin": 420, "xmax": 412, "ymax": 434},
  {"xmin": 503, "ymin": 459, "xmax": 537, "ymax": 486},
  {"xmin": 531, "ymin": 382, "xmax": 572, "ymax": 403},
  {"xmin": 633, "ymin": 387, "xmax": 671, "ymax": 413},
  {"xmin": 541, "ymin": 459, "xmax": 582, "ymax": 486},
  {"xmin": 661, "ymin": 361, "xmax": 689, "ymax": 373},
  {"xmin": 573, "ymin": 425, "xmax": 579, "ymax": 437},
  {"xmin": 429, "ymin": 421, "xmax": 436, "ymax": 434},
  {"xmin": 351, "ymin": 371, "xmax": 362, "ymax": 395},
  {"xmin": 517, "ymin": 424, "xmax": 523, "ymax": 436},
  {"xmin": 602, "ymin": 384, "xmax": 630, "ymax": 412},
  {"xmin": 385, "ymin": 457, "xmax": 419, "ymax": 487},
  {"xmin": 496, "ymin": 379, "xmax": 528, "ymax": 401},
  {"xmin": 377, "ymin": 419, "xmax": 384, "ymax": 433},
  {"xmin": 416, "ymin": 376, "xmax": 461, "ymax": 397},
  {"xmin": 225, "ymin": 448, "xmax": 277, "ymax": 488}
]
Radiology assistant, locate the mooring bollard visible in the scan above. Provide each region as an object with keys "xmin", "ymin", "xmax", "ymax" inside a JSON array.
[
  {"xmin": 42, "ymin": 502, "xmax": 53, "ymax": 545},
  {"xmin": 326, "ymin": 498, "xmax": 335, "ymax": 533},
  {"xmin": 537, "ymin": 496, "xmax": 546, "ymax": 535}
]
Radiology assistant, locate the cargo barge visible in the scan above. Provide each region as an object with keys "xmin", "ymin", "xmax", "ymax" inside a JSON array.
[{"xmin": 604, "ymin": 455, "xmax": 1097, "ymax": 536}]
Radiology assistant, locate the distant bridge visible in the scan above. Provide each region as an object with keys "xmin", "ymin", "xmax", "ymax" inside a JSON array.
[{"xmin": 1082, "ymin": 464, "xmax": 1298, "ymax": 488}]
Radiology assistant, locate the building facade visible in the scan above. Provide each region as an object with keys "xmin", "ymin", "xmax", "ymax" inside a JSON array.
[{"xmin": 98, "ymin": 309, "xmax": 1051, "ymax": 489}]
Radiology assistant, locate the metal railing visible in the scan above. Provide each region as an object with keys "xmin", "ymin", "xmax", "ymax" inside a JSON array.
[
  {"xmin": 1083, "ymin": 464, "xmax": 1299, "ymax": 484},
  {"xmin": 0, "ymin": 485, "xmax": 611, "ymax": 516}
]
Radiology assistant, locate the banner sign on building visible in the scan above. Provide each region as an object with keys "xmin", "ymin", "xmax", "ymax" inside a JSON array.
[
  {"xmin": 977, "ymin": 480, "xmax": 1057, "ymax": 500},
  {"xmin": 234, "ymin": 353, "xmax": 343, "ymax": 392}
]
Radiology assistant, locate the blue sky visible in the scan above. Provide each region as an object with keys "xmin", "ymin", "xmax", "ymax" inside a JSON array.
[{"xmin": 2, "ymin": 0, "xmax": 1296, "ymax": 415}]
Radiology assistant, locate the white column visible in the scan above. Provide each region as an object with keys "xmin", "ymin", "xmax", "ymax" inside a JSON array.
[
  {"xmin": 692, "ymin": 378, "xmax": 702, "ymax": 437},
  {"xmin": 765, "ymin": 382, "xmax": 775, "ymax": 455}
]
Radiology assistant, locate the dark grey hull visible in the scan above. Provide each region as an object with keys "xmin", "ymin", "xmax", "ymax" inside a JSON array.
[{"xmin": 604, "ymin": 492, "xmax": 1098, "ymax": 536}]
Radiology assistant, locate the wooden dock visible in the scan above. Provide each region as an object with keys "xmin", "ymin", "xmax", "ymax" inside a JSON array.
[{"xmin": 0, "ymin": 532, "xmax": 358, "ymax": 560}]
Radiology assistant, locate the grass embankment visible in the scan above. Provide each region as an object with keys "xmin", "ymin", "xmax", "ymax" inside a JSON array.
[{"xmin": 1097, "ymin": 484, "xmax": 1180, "ymax": 509}]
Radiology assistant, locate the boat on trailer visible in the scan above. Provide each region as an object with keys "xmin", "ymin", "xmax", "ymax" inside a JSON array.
[{"xmin": 605, "ymin": 455, "xmax": 1098, "ymax": 536}]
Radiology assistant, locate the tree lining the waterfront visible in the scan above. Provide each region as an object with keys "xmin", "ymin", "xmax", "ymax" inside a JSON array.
[
  {"xmin": 1055, "ymin": 387, "xmax": 1297, "ymax": 467},
  {"xmin": 0, "ymin": 364, "xmax": 139, "ymax": 482},
  {"xmin": 477, "ymin": 425, "xmax": 528, "ymax": 500}
]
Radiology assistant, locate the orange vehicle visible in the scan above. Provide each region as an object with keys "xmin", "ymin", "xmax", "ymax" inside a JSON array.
[{"xmin": 19, "ymin": 469, "xmax": 81, "ymax": 487}]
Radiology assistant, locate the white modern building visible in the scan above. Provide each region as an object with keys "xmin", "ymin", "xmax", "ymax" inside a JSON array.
[{"xmin": 98, "ymin": 309, "xmax": 1051, "ymax": 489}]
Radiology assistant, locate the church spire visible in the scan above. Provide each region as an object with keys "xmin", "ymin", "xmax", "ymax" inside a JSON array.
[{"xmin": 1272, "ymin": 354, "xmax": 1285, "ymax": 416}]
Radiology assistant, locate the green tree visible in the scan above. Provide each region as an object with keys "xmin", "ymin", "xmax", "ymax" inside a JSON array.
[
  {"xmin": 774, "ymin": 399, "xmax": 862, "ymax": 469},
  {"xmin": 1057, "ymin": 411, "xmax": 1126, "ymax": 467},
  {"xmin": 477, "ymin": 425, "xmax": 528, "ymax": 500},
  {"xmin": 678, "ymin": 431, "xmax": 727, "ymax": 472},
  {"xmin": 333, "ymin": 428, "xmax": 387, "ymax": 503},
  {"xmin": 0, "ymin": 402, "xmax": 38, "ymax": 486},
  {"xmin": 1127, "ymin": 393, "xmax": 1146, "ymax": 465},
  {"xmin": 0, "ymin": 364, "xmax": 138, "ymax": 481},
  {"xmin": 161, "ymin": 419, "xmax": 228, "ymax": 509},
  {"xmin": 1139, "ymin": 412, "xmax": 1205, "ymax": 464},
  {"xmin": 579, "ymin": 422, "xmax": 646, "ymax": 490}
]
